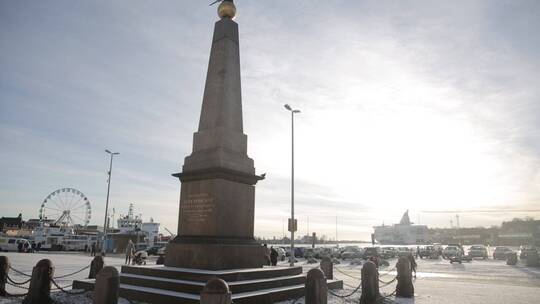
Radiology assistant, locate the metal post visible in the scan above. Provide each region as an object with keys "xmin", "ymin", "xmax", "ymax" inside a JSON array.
[
  {"xmin": 284, "ymin": 104, "xmax": 300, "ymax": 267},
  {"xmin": 290, "ymin": 110, "xmax": 295, "ymax": 267},
  {"xmin": 103, "ymin": 149, "xmax": 119, "ymax": 253}
]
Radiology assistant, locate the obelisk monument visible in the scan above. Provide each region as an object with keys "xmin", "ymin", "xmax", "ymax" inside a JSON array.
[{"xmin": 165, "ymin": 0, "xmax": 266, "ymax": 270}]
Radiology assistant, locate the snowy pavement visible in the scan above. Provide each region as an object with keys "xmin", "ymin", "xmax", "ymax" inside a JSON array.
[
  {"xmin": 278, "ymin": 257, "xmax": 540, "ymax": 303},
  {"xmin": 1, "ymin": 252, "xmax": 540, "ymax": 303}
]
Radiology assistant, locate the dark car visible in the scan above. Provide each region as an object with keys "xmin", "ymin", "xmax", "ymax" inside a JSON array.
[
  {"xmin": 468, "ymin": 245, "xmax": 488, "ymax": 259},
  {"xmin": 362, "ymin": 247, "xmax": 381, "ymax": 259},
  {"xmin": 493, "ymin": 246, "xmax": 513, "ymax": 260},
  {"xmin": 146, "ymin": 245, "xmax": 165, "ymax": 256},
  {"xmin": 518, "ymin": 245, "xmax": 538, "ymax": 260},
  {"xmin": 419, "ymin": 246, "xmax": 437, "ymax": 259}
]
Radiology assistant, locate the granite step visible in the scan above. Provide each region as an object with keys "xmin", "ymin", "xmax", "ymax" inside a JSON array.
[
  {"xmin": 73, "ymin": 280, "xmax": 342, "ymax": 304},
  {"xmin": 120, "ymin": 272, "xmax": 306, "ymax": 294},
  {"xmin": 121, "ymin": 265, "xmax": 303, "ymax": 282}
]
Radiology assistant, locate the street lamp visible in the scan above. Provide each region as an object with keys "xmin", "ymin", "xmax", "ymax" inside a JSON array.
[
  {"xmin": 103, "ymin": 149, "xmax": 119, "ymax": 253},
  {"xmin": 284, "ymin": 104, "xmax": 300, "ymax": 266}
]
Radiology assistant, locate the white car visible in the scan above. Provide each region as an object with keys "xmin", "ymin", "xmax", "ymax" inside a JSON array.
[
  {"xmin": 276, "ymin": 247, "xmax": 286, "ymax": 261},
  {"xmin": 0, "ymin": 237, "xmax": 31, "ymax": 252}
]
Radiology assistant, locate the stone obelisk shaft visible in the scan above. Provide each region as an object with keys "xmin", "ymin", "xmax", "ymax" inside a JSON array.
[
  {"xmin": 183, "ymin": 18, "xmax": 254, "ymax": 175},
  {"xmin": 166, "ymin": 11, "xmax": 264, "ymax": 270}
]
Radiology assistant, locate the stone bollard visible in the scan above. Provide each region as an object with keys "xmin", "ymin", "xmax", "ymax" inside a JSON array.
[
  {"xmin": 0, "ymin": 256, "xmax": 9, "ymax": 296},
  {"xmin": 93, "ymin": 266, "xmax": 119, "ymax": 304},
  {"xmin": 395, "ymin": 256, "xmax": 414, "ymax": 298},
  {"xmin": 89, "ymin": 255, "xmax": 105, "ymax": 279},
  {"xmin": 506, "ymin": 252, "xmax": 518, "ymax": 265},
  {"xmin": 200, "ymin": 278, "xmax": 231, "ymax": 304},
  {"xmin": 320, "ymin": 256, "xmax": 333, "ymax": 279},
  {"xmin": 22, "ymin": 259, "xmax": 54, "ymax": 304},
  {"xmin": 305, "ymin": 268, "xmax": 327, "ymax": 304},
  {"xmin": 526, "ymin": 251, "xmax": 539, "ymax": 267},
  {"xmin": 359, "ymin": 261, "xmax": 380, "ymax": 304}
]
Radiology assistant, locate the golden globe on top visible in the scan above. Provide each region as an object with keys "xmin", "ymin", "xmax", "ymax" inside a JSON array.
[{"xmin": 218, "ymin": 0, "xmax": 236, "ymax": 19}]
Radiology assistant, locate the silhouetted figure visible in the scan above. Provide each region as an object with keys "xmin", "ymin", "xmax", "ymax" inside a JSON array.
[
  {"xmin": 91, "ymin": 243, "xmax": 96, "ymax": 257},
  {"xmin": 270, "ymin": 246, "xmax": 278, "ymax": 266},
  {"xmin": 17, "ymin": 242, "xmax": 23, "ymax": 253},
  {"xmin": 408, "ymin": 253, "xmax": 417, "ymax": 278},
  {"xmin": 263, "ymin": 244, "xmax": 271, "ymax": 266},
  {"xmin": 125, "ymin": 240, "xmax": 135, "ymax": 265}
]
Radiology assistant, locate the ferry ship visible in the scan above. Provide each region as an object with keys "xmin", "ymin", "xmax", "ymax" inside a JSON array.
[{"xmin": 373, "ymin": 210, "xmax": 429, "ymax": 245}]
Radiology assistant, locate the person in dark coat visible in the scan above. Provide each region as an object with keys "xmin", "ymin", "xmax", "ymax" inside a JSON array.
[
  {"xmin": 408, "ymin": 253, "xmax": 417, "ymax": 278},
  {"xmin": 270, "ymin": 246, "xmax": 278, "ymax": 266},
  {"xmin": 263, "ymin": 244, "xmax": 271, "ymax": 265},
  {"xmin": 91, "ymin": 242, "xmax": 96, "ymax": 256},
  {"xmin": 17, "ymin": 242, "xmax": 23, "ymax": 253}
]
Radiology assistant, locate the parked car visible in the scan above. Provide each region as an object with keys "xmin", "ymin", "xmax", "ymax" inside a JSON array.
[
  {"xmin": 419, "ymin": 246, "xmax": 438, "ymax": 259},
  {"xmin": 0, "ymin": 237, "xmax": 31, "ymax": 252},
  {"xmin": 276, "ymin": 247, "xmax": 286, "ymax": 261},
  {"xmin": 518, "ymin": 245, "xmax": 538, "ymax": 260},
  {"xmin": 341, "ymin": 247, "xmax": 363, "ymax": 260},
  {"xmin": 396, "ymin": 247, "xmax": 412, "ymax": 257},
  {"xmin": 303, "ymin": 248, "xmax": 316, "ymax": 259},
  {"xmin": 468, "ymin": 245, "xmax": 488, "ymax": 259},
  {"xmin": 493, "ymin": 246, "xmax": 513, "ymax": 260},
  {"xmin": 146, "ymin": 245, "xmax": 165, "ymax": 256},
  {"xmin": 362, "ymin": 247, "xmax": 381, "ymax": 259},
  {"xmin": 443, "ymin": 246, "xmax": 461, "ymax": 259},
  {"xmin": 381, "ymin": 247, "xmax": 396, "ymax": 259}
]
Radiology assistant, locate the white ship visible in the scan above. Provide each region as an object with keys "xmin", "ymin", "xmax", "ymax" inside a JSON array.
[{"xmin": 373, "ymin": 210, "xmax": 429, "ymax": 245}]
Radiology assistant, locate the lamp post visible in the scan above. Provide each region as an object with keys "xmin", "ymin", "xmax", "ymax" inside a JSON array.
[
  {"xmin": 284, "ymin": 104, "xmax": 300, "ymax": 266},
  {"xmin": 103, "ymin": 149, "xmax": 119, "ymax": 253}
]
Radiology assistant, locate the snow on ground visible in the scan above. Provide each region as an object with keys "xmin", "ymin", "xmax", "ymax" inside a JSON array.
[
  {"xmin": 2, "ymin": 252, "xmax": 540, "ymax": 303},
  {"xmin": 277, "ymin": 257, "xmax": 540, "ymax": 304}
]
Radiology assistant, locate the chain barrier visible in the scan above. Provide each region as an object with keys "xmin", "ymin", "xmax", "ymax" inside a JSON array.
[
  {"xmin": 334, "ymin": 266, "xmax": 361, "ymax": 280},
  {"xmin": 7, "ymin": 275, "xmax": 32, "ymax": 285},
  {"xmin": 378, "ymin": 276, "xmax": 397, "ymax": 285},
  {"xmin": 51, "ymin": 278, "xmax": 88, "ymax": 295},
  {"xmin": 377, "ymin": 290, "xmax": 397, "ymax": 303},
  {"xmin": 379, "ymin": 266, "xmax": 396, "ymax": 277},
  {"xmin": 53, "ymin": 265, "xmax": 91, "ymax": 279},
  {"xmin": 9, "ymin": 266, "xmax": 32, "ymax": 277},
  {"xmin": 328, "ymin": 280, "xmax": 362, "ymax": 299},
  {"xmin": 4, "ymin": 290, "xmax": 28, "ymax": 297},
  {"xmin": 6, "ymin": 281, "xmax": 29, "ymax": 290}
]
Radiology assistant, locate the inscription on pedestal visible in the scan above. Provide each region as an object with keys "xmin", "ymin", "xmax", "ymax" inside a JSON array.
[{"xmin": 181, "ymin": 193, "xmax": 215, "ymax": 224}]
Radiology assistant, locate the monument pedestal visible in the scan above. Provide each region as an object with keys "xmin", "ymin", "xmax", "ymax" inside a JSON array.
[
  {"xmin": 165, "ymin": 238, "xmax": 265, "ymax": 270},
  {"xmin": 164, "ymin": 168, "xmax": 265, "ymax": 270}
]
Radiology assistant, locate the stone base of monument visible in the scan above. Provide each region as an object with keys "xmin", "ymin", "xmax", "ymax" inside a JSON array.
[
  {"xmin": 164, "ymin": 241, "xmax": 265, "ymax": 270},
  {"xmin": 73, "ymin": 265, "xmax": 343, "ymax": 304}
]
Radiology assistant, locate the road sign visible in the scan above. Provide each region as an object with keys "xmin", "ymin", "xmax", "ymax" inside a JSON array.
[{"xmin": 288, "ymin": 218, "xmax": 297, "ymax": 232}]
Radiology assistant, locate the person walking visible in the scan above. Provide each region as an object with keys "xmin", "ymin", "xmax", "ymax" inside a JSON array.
[
  {"xmin": 263, "ymin": 244, "xmax": 271, "ymax": 266},
  {"xmin": 91, "ymin": 242, "xmax": 96, "ymax": 257},
  {"xmin": 125, "ymin": 240, "xmax": 135, "ymax": 265},
  {"xmin": 270, "ymin": 246, "xmax": 278, "ymax": 266},
  {"xmin": 408, "ymin": 253, "xmax": 417, "ymax": 279}
]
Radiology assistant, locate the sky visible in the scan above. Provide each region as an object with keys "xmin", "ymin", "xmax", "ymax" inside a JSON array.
[{"xmin": 1, "ymin": 0, "xmax": 539, "ymax": 241}]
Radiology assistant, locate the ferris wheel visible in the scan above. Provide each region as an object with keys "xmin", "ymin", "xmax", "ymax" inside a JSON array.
[{"xmin": 39, "ymin": 188, "xmax": 92, "ymax": 227}]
